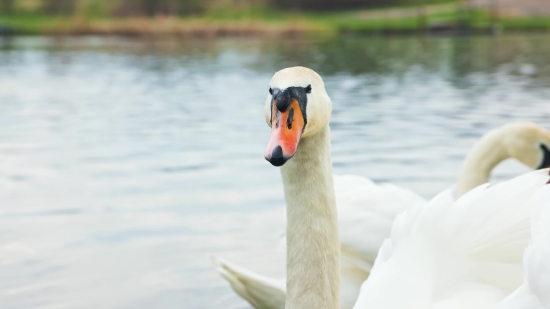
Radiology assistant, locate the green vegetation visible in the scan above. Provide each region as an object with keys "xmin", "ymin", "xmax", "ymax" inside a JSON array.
[
  {"xmin": 0, "ymin": 13, "xmax": 70, "ymax": 33},
  {"xmin": 0, "ymin": 0, "xmax": 549, "ymax": 35},
  {"xmin": 500, "ymin": 17, "xmax": 550, "ymax": 30}
]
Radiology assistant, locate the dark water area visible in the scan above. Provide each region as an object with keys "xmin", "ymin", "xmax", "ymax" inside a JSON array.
[{"xmin": 0, "ymin": 34, "xmax": 549, "ymax": 308}]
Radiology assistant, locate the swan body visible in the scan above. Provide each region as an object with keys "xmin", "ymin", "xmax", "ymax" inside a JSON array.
[
  {"xmin": 354, "ymin": 169, "xmax": 550, "ymax": 309},
  {"xmin": 213, "ymin": 67, "xmax": 550, "ymax": 309}
]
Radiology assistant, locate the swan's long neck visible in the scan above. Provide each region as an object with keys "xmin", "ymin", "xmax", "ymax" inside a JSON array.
[
  {"xmin": 280, "ymin": 125, "xmax": 340, "ymax": 309},
  {"xmin": 457, "ymin": 129, "xmax": 510, "ymax": 197}
]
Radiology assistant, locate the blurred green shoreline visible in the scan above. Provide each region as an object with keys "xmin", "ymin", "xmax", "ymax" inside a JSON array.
[{"xmin": 1, "ymin": 2, "xmax": 550, "ymax": 36}]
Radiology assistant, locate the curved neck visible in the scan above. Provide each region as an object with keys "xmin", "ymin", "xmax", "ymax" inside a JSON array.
[
  {"xmin": 457, "ymin": 130, "xmax": 510, "ymax": 197},
  {"xmin": 281, "ymin": 126, "xmax": 340, "ymax": 309}
]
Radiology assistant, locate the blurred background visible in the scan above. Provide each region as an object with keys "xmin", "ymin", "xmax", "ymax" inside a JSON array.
[
  {"xmin": 0, "ymin": 0, "xmax": 549, "ymax": 35},
  {"xmin": 0, "ymin": 1, "xmax": 549, "ymax": 309}
]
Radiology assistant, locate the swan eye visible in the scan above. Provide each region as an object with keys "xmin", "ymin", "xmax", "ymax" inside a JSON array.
[
  {"xmin": 305, "ymin": 85, "xmax": 312, "ymax": 94},
  {"xmin": 269, "ymin": 88, "xmax": 273, "ymax": 95}
]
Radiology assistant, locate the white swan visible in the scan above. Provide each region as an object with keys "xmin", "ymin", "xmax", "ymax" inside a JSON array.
[
  {"xmin": 214, "ymin": 66, "xmax": 424, "ymax": 309},
  {"xmin": 213, "ymin": 67, "xmax": 550, "ymax": 309}
]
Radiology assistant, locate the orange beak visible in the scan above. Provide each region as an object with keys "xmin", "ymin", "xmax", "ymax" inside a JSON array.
[{"xmin": 265, "ymin": 97, "xmax": 305, "ymax": 166}]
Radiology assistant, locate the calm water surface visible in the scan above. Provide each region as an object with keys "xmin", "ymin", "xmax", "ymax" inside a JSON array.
[{"xmin": 1, "ymin": 34, "xmax": 550, "ymax": 309}]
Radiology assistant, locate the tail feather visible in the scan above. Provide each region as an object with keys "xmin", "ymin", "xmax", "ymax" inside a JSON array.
[{"xmin": 211, "ymin": 256, "xmax": 285, "ymax": 309}]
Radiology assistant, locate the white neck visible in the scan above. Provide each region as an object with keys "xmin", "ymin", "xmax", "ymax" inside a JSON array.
[
  {"xmin": 280, "ymin": 125, "xmax": 340, "ymax": 309},
  {"xmin": 457, "ymin": 129, "xmax": 510, "ymax": 197}
]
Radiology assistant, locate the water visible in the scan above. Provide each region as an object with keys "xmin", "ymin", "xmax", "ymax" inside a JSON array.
[{"xmin": 0, "ymin": 34, "xmax": 549, "ymax": 309}]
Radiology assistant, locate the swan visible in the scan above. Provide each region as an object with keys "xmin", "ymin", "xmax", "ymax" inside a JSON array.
[
  {"xmin": 214, "ymin": 67, "xmax": 550, "ymax": 309},
  {"xmin": 214, "ymin": 66, "xmax": 423, "ymax": 309}
]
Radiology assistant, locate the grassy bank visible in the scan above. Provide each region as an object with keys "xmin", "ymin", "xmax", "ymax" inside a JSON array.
[
  {"xmin": 0, "ymin": 14, "xmax": 326, "ymax": 36},
  {"xmin": 1, "ymin": 3, "xmax": 550, "ymax": 36}
]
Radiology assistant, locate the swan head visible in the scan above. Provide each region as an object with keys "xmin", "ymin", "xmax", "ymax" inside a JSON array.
[
  {"xmin": 264, "ymin": 67, "xmax": 332, "ymax": 166},
  {"xmin": 500, "ymin": 122, "xmax": 550, "ymax": 170}
]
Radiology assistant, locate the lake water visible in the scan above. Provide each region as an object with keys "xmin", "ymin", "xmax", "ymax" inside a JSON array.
[{"xmin": 0, "ymin": 34, "xmax": 549, "ymax": 309}]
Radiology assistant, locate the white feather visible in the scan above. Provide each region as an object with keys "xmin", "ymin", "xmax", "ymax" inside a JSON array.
[
  {"xmin": 497, "ymin": 181, "xmax": 550, "ymax": 309},
  {"xmin": 354, "ymin": 170, "xmax": 550, "ymax": 309}
]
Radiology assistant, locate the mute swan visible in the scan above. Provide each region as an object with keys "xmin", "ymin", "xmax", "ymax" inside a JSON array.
[{"xmin": 214, "ymin": 67, "xmax": 550, "ymax": 309}]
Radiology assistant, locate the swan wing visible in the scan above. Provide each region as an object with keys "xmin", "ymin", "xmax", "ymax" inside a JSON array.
[
  {"xmin": 336, "ymin": 174, "xmax": 427, "ymax": 309},
  {"xmin": 211, "ymin": 256, "xmax": 285, "ymax": 309},
  {"xmin": 354, "ymin": 169, "xmax": 550, "ymax": 309},
  {"xmin": 497, "ymin": 184, "xmax": 550, "ymax": 309},
  {"xmin": 335, "ymin": 174, "xmax": 427, "ymax": 270}
]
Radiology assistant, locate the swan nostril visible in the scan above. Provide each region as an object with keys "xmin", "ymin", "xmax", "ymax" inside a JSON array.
[{"xmin": 268, "ymin": 146, "xmax": 287, "ymax": 167}]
